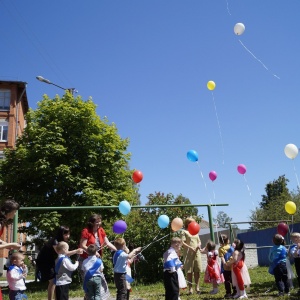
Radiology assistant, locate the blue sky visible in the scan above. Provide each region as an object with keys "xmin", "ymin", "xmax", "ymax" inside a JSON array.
[{"xmin": 1, "ymin": 1, "xmax": 300, "ymax": 229}]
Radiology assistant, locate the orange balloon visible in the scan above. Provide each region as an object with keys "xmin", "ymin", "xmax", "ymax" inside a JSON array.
[{"xmin": 171, "ymin": 217, "xmax": 183, "ymax": 232}]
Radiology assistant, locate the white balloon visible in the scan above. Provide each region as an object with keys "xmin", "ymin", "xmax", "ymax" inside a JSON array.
[
  {"xmin": 284, "ymin": 144, "xmax": 299, "ymax": 159},
  {"xmin": 234, "ymin": 23, "xmax": 245, "ymax": 35}
]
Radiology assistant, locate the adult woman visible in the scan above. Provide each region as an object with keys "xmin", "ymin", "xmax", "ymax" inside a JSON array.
[
  {"xmin": 0, "ymin": 199, "xmax": 22, "ymax": 300},
  {"xmin": 79, "ymin": 214, "xmax": 117, "ymax": 258},
  {"xmin": 36, "ymin": 225, "xmax": 83, "ymax": 300},
  {"xmin": 181, "ymin": 217, "xmax": 202, "ymax": 295},
  {"xmin": 79, "ymin": 214, "xmax": 117, "ymax": 299}
]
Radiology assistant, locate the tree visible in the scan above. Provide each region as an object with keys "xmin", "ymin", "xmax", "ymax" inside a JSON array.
[
  {"xmin": 250, "ymin": 175, "xmax": 294, "ymax": 230},
  {"xmin": 121, "ymin": 192, "xmax": 202, "ymax": 283},
  {"xmin": 0, "ymin": 93, "xmax": 136, "ymax": 244},
  {"xmin": 213, "ymin": 211, "xmax": 238, "ymax": 229}
]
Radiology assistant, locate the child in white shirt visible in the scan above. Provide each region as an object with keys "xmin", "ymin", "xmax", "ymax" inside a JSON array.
[
  {"xmin": 55, "ymin": 241, "xmax": 79, "ymax": 300},
  {"xmin": 6, "ymin": 252, "xmax": 27, "ymax": 300}
]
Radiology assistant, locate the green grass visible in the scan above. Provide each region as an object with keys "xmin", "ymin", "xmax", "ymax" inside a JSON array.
[{"xmin": 0, "ymin": 267, "xmax": 299, "ymax": 299}]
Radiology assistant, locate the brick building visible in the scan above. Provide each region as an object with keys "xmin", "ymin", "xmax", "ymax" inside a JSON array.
[{"xmin": 0, "ymin": 80, "xmax": 29, "ymax": 273}]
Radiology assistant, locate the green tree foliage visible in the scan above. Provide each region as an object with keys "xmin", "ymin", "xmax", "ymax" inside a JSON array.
[
  {"xmin": 250, "ymin": 175, "xmax": 296, "ymax": 230},
  {"xmin": 0, "ymin": 92, "xmax": 136, "ymax": 245},
  {"xmin": 213, "ymin": 211, "xmax": 238, "ymax": 229},
  {"xmin": 120, "ymin": 192, "xmax": 202, "ymax": 283}
]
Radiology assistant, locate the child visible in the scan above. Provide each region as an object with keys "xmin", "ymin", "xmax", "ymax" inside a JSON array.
[
  {"xmin": 163, "ymin": 237, "xmax": 183, "ymax": 300},
  {"xmin": 82, "ymin": 244, "xmax": 110, "ymax": 300},
  {"xmin": 113, "ymin": 238, "xmax": 141, "ymax": 300},
  {"xmin": 6, "ymin": 252, "xmax": 27, "ymax": 300},
  {"xmin": 290, "ymin": 232, "xmax": 300, "ymax": 294},
  {"xmin": 55, "ymin": 241, "xmax": 79, "ymax": 300},
  {"xmin": 201, "ymin": 240, "xmax": 224, "ymax": 295},
  {"xmin": 268, "ymin": 234, "xmax": 289, "ymax": 297},
  {"xmin": 219, "ymin": 234, "xmax": 237, "ymax": 298},
  {"xmin": 226, "ymin": 239, "xmax": 251, "ymax": 299}
]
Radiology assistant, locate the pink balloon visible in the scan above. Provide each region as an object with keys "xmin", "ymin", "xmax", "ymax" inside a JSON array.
[
  {"xmin": 237, "ymin": 164, "xmax": 247, "ymax": 175},
  {"xmin": 209, "ymin": 171, "xmax": 217, "ymax": 181}
]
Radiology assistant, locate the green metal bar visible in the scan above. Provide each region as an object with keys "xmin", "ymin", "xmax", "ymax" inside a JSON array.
[
  {"xmin": 229, "ymin": 223, "xmax": 233, "ymax": 243},
  {"xmin": 15, "ymin": 203, "xmax": 228, "ymax": 243},
  {"xmin": 13, "ymin": 210, "xmax": 18, "ymax": 243},
  {"xmin": 207, "ymin": 205, "xmax": 215, "ymax": 242},
  {"xmin": 19, "ymin": 204, "xmax": 228, "ymax": 210}
]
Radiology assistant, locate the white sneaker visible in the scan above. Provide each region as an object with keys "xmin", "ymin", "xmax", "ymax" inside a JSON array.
[
  {"xmin": 233, "ymin": 294, "xmax": 240, "ymax": 299},
  {"xmin": 239, "ymin": 295, "xmax": 248, "ymax": 299},
  {"xmin": 210, "ymin": 289, "xmax": 219, "ymax": 294}
]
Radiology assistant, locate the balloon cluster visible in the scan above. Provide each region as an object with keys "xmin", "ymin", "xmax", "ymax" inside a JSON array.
[{"xmin": 113, "ymin": 169, "xmax": 145, "ymax": 234}]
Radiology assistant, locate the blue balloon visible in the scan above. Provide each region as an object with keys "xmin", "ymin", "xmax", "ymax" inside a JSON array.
[
  {"xmin": 158, "ymin": 215, "xmax": 170, "ymax": 229},
  {"xmin": 119, "ymin": 200, "xmax": 131, "ymax": 215},
  {"xmin": 187, "ymin": 150, "xmax": 198, "ymax": 162}
]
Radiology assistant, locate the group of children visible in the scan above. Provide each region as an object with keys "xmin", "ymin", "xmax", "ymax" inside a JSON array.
[
  {"xmin": 163, "ymin": 234, "xmax": 251, "ymax": 300},
  {"xmin": 268, "ymin": 231, "xmax": 300, "ymax": 297},
  {"xmin": 6, "ymin": 231, "xmax": 300, "ymax": 300},
  {"xmin": 6, "ymin": 237, "xmax": 141, "ymax": 300}
]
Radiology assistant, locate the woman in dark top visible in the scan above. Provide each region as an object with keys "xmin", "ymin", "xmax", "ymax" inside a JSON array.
[{"xmin": 36, "ymin": 225, "xmax": 83, "ymax": 300}]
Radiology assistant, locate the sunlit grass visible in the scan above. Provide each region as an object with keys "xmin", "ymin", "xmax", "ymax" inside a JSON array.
[{"xmin": 1, "ymin": 267, "xmax": 299, "ymax": 299}]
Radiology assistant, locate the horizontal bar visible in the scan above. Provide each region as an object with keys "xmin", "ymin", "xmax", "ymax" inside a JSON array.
[
  {"xmin": 19, "ymin": 203, "xmax": 229, "ymax": 211},
  {"xmin": 225, "ymin": 220, "xmax": 292, "ymax": 224}
]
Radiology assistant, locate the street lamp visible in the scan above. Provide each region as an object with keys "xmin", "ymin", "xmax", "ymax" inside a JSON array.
[{"xmin": 36, "ymin": 75, "xmax": 77, "ymax": 95}]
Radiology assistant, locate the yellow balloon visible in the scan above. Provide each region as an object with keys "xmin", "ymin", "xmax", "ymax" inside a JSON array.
[
  {"xmin": 207, "ymin": 81, "xmax": 216, "ymax": 91},
  {"xmin": 285, "ymin": 201, "xmax": 296, "ymax": 215}
]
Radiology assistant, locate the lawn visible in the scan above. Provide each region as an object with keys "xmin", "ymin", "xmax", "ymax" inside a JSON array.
[{"xmin": 0, "ymin": 266, "xmax": 298, "ymax": 299}]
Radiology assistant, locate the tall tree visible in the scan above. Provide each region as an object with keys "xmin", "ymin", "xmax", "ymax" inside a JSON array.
[
  {"xmin": 213, "ymin": 211, "xmax": 238, "ymax": 229},
  {"xmin": 0, "ymin": 93, "xmax": 136, "ymax": 243},
  {"xmin": 250, "ymin": 175, "xmax": 294, "ymax": 229},
  {"xmin": 120, "ymin": 192, "xmax": 202, "ymax": 283}
]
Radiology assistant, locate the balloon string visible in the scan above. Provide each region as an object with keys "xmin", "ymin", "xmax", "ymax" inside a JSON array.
[
  {"xmin": 140, "ymin": 233, "xmax": 170, "ymax": 254},
  {"xmin": 238, "ymin": 39, "xmax": 280, "ymax": 79},
  {"xmin": 196, "ymin": 162, "xmax": 218, "ymax": 237},
  {"xmin": 292, "ymin": 160, "xmax": 300, "ymax": 190},
  {"xmin": 243, "ymin": 175, "xmax": 259, "ymax": 222},
  {"xmin": 225, "ymin": 0, "xmax": 231, "ymax": 16},
  {"xmin": 211, "ymin": 91, "xmax": 225, "ymax": 165}
]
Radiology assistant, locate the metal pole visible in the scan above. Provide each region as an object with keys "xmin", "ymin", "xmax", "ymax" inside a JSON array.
[
  {"xmin": 207, "ymin": 205, "xmax": 215, "ymax": 242},
  {"xmin": 17, "ymin": 203, "xmax": 229, "ymax": 243},
  {"xmin": 19, "ymin": 203, "xmax": 229, "ymax": 211},
  {"xmin": 13, "ymin": 210, "xmax": 18, "ymax": 243}
]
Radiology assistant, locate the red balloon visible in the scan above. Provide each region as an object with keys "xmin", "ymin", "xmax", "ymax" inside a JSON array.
[
  {"xmin": 277, "ymin": 222, "xmax": 288, "ymax": 237},
  {"xmin": 188, "ymin": 221, "xmax": 200, "ymax": 235},
  {"xmin": 132, "ymin": 170, "xmax": 143, "ymax": 183}
]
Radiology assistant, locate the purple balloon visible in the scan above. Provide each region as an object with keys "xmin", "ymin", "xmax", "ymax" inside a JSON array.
[
  {"xmin": 113, "ymin": 220, "xmax": 127, "ymax": 234},
  {"xmin": 237, "ymin": 164, "xmax": 247, "ymax": 175},
  {"xmin": 209, "ymin": 171, "xmax": 217, "ymax": 181}
]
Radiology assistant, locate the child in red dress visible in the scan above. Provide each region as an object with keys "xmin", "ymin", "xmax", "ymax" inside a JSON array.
[{"xmin": 201, "ymin": 240, "xmax": 224, "ymax": 295}]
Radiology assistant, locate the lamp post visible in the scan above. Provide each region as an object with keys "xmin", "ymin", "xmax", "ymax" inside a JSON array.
[{"xmin": 36, "ymin": 76, "xmax": 76, "ymax": 95}]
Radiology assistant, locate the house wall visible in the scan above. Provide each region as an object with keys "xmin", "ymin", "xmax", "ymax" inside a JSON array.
[{"xmin": 0, "ymin": 81, "xmax": 28, "ymax": 275}]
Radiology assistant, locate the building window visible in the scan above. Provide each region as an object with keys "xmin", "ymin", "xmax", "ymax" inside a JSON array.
[
  {"xmin": 0, "ymin": 123, "xmax": 8, "ymax": 141},
  {"xmin": 0, "ymin": 89, "xmax": 10, "ymax": 110}
]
